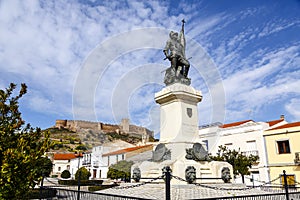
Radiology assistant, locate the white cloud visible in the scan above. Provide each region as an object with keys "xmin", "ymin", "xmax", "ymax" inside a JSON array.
[
  {"xmin": 258, "ymin": 19, "xmax": 300, "ymax": 38},
  {"xmin": 285, "ymin": 99, "xmax": 300, "ymax": 121},
  {"xmin": 0, "ymin": 0, "xmax": 181, "ymax": 123},
  {"xmin": 1, "ymin": 0, "xmax": 299, "ymax": 130},
  {"xmin": 221, "ymin": 44, "xmax": 300, "ymax": 122}
]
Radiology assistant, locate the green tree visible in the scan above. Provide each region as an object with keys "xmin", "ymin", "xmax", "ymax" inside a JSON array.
[
  {"xmin": 210, "ymin": 145, "xmax": 259, "ymax": 183},
  {"xmin": 0, "ymin": 83, "xmax": 50, "ymax": 199},
  {"xmin": 107, "ymin": 160, "xmax": 134, "ymax": 181},
  {"xmin": 35, "ymin": 157, "xmax": 53, "ymax": 178},
  {"xmin": 75, "ymin": 167, "xmax": 91, "ymax": 180}
]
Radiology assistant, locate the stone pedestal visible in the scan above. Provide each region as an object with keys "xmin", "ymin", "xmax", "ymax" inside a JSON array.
[
  {"xmin": 155, "ymin": 83, "xmax": 202, "ymax": 143},
  {"xmin": 132, "ymin": 83, "xmax": 232, "ymax": 184}
]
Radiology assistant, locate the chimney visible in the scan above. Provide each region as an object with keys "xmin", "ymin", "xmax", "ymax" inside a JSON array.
[{"xmin": 280, "ymin": 115, "xmax": 285, "ymax": 119}]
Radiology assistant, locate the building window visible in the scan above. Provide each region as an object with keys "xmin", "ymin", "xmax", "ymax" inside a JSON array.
[
  {"xmin": 58, "ymin": 167, "xmax": 61, "ymax": 172},
  {"xmin": 67, "ymin": 165, "xmax": 70, "ymax": 170},
  {"xmin": 244, "ymin": 140, "xmax": 258, "ymax": 156},
  {"xmin": 225, "ymin": 143, "xmax": 233, "ymax": 150},
  {"xmin": 277, "ymin": 140, "xmax": 290, "ymax": 154},
  {"xmin": 122, "ymin": 154, "xmax": 125, "ymax": 160},
  {"xmin": 246, "ymin": 140, "xmax": 257, "ymax": 150}
]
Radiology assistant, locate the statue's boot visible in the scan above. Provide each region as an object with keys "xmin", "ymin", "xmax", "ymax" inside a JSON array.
[
  {"xmin": 183, "ymin": 66, "xmax": 189, "ymax": 77},
  {"xmin": 176, "ymin": 66, "xmax": 182, "ymax": 77}
]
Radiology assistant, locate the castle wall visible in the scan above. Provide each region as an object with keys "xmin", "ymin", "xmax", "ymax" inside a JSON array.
[
  {"xmin": 101, "ymin": 124, "xmax": 120, "ymax": 132},
  {"xmin": 55, "ymin": 120, "xmax": 67, "ymax": 128},
  {"xmin": 54, "ymin": 119, "xmax": 153, "ymax": 137}
]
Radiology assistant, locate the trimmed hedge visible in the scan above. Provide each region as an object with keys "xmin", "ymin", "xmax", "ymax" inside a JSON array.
[
  {"xmin": 25, "ymin": 188, "xmax": 57, "ymax": 199},
  {"xmin": 88, "ymin": 184, "xmax": 118, "ymax": 191},
  {"xmin": 58, "ymin": 179, "xmax": 103, "ymax": 186}
]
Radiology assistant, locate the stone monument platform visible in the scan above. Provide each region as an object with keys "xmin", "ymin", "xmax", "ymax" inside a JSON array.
[{"xmin": 132, "ymin": 83, "xmax": 232, "ymax": 184}]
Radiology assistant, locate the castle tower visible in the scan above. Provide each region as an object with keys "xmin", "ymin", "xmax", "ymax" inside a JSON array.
[{"xmin": 120, "ymin": 118, "xmax": 130, "ymax": 133}]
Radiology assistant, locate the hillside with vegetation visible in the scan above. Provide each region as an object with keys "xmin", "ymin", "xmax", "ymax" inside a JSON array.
[{"xmin": 45, "ymin": 126, "xmax": 157, "ymax": 153}]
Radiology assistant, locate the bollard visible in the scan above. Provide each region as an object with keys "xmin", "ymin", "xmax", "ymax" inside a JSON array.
[
  {"xmin": 163, "ymin": 166, "xmax": 171, "ymax": 200},
  {"xmin": 77, "ymin": 170, "xmax": 81, "ymax": 200},
  {"xmin": 283, "ymin": 170, "xmax": 289, "ymax": 200}
]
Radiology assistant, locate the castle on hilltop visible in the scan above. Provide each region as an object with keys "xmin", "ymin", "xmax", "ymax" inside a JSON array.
[{"xmin": 54, "ymin": 118, "xmax": 154, "ymax": 139}]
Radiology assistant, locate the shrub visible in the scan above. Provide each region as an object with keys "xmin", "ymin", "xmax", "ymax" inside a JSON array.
[
  {"xmin": 61, "ymin": 170, "xmax": 71, "ymax": 179},
  {"xmin": 75, "ymin": 167, "xmax": 91, "ymax": 180},
  {"xmin": 107, "ymin": 160, "xmax": 134, "ymax": 180},
  {"xmin": 75, "ymin": 145, "xmax": 87, "ymax": 151}
]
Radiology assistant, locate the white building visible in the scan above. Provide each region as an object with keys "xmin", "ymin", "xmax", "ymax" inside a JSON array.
[
  {"xmin": 81, "ymin": 141, "xmax": 136, "ymax": 179},
  {"xmin": 102, "ymin": 144, "xmax": 153, "ymax": 167},
  {"xmin": 52, "ymin": 153, "xmax": 82, "ymax": 178},
  {"xmin": 51, "ymin": 141, "xmax": 135, "ymax": 179},
  {"xmin": 199, "ymin": 116, "xmax": 287, "ymax": 186},
  {"xmin": 82, "ymin": 146, "xmax": 109, "ymax": 179}
]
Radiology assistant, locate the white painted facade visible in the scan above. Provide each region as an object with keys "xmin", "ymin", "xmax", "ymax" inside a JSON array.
[
  {"xmin": 199, "ymin": 119, "xmax": 287, "ymax": 186},
  {"xmin": 102, "ymin": 153, "xmax": 126, "ymax": 167},
  {"xmin": 69, "ymin": 157, "xmax": 82, "ymax": 179},
  {"xmin": 52, "ymin": 159, "xmax": 71, "ymax": 176},
  {"xmin": 82, "ymin": 146, "xmax": 109, "ymax": 179}
]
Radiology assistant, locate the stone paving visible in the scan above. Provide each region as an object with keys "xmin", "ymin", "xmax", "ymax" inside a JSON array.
[
  {"xmin": 97, "ymin": 183, "xmax": 278, "ymax": 199},
  {"xmin": 44, "ymin": 178, "xmax": 296, "ymax": 199}
]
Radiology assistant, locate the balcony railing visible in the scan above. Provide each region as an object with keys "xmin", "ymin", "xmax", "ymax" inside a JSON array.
[
  {"xmin": 241, "ymin": 150, "xmax": 259, "ymax": 157},
  {"xmin": 82, "ymin": 160, "xmax": 91, "ymax": 165}
]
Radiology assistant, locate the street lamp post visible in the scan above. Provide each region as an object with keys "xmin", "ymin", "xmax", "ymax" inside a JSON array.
[{"xmin": 75, "ymin": 152, "xmax": 83, "ymax": 200}]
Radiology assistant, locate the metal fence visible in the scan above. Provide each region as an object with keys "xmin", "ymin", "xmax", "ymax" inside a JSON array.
[
  {"xmin": 168, "ymin": 168, "xmax": 300, "ymax": 200},
  {"xmin": 37, "ymin": 185, "xmax": 300, "ymax": 200},
  {"xmin": 38, "ymin": 187, "xmax": 153, "ymax": 200},
  {"xmin": 30, "ymin": 168, "xmax": 300, "ymax": 200},
  {"xmin": 191, "ymin": 192, "xmax": 300, "ymax": 200}
]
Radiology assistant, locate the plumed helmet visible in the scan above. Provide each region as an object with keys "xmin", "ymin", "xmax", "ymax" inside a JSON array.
[{"xmin": 169, "ymin": 31, "xmax": 178, "ymax": 38}]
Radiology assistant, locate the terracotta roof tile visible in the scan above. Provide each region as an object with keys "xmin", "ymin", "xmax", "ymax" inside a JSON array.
[
  {"xmin": 267, "ymin": 121, "xmax": 300, "ymax": 131},
  {"xmin": 220, "ymin": 120, "xmax": 253, "ymax": 128},
  {"xmin": 103, "ymin": 144, "xmax": 153, "ymax": 157},
  {"xmin": 266, "ymin": 119, "xmax": 284, "ymax": 127},
  {"xmin": 53, "ymin": 153, "xmax": 82, "ymax": 160}
]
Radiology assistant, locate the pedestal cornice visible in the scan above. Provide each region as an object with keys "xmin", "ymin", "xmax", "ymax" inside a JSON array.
[{"xmin": 155, "ymin": 83, "xmax": 202, "ymax": 105}]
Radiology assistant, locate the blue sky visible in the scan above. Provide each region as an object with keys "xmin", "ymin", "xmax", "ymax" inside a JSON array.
[{"xmin": 0, "ymin": 0, "xmax": 299, "ymax": 138}]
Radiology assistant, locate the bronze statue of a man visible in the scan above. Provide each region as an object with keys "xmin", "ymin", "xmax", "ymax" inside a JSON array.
[{"xmin": 163, "ymin": 19, "xmax": 190, "ymax": 78}]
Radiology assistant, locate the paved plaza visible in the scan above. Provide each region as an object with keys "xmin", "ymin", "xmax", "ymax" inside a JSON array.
[{"xmin": 98, "ymin": 183, "xmax": 275, "ymax": 199}]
